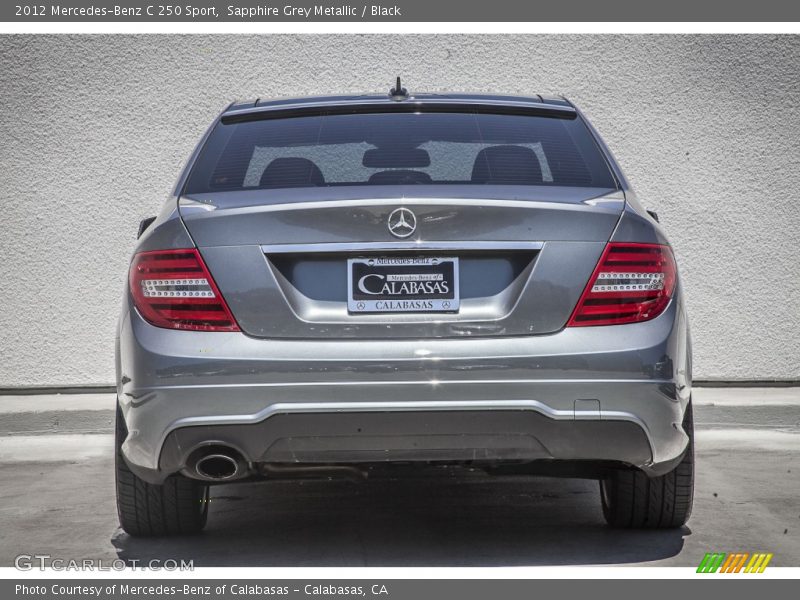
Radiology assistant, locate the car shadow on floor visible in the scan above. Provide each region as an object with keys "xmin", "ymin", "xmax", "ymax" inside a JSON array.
[{"xmin": 112, "ymin": 472, "xmax": 690, "ymax": 566}]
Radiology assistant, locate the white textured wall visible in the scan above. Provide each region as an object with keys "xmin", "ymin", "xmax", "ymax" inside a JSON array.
[{"xmin": 0, "ymin": 35, "xmax": 798, "ymax": 386}]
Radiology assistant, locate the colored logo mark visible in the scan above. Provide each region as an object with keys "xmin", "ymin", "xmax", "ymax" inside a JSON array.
[{"xmin": 697, "ymin": 552, "xmax": 773, "ymax": 573}]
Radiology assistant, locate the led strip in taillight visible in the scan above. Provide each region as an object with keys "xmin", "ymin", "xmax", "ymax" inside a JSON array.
[
  {"xmin": 140, "ymin": 278, "xmax": 215, "ymax": 298},
  {"xmin": 591, "ymin": 271, "xmax": 665, "ymax": 293},
  {"xmin": 567, "ymin": 243, "xmax": 677, "ymax": 327}
]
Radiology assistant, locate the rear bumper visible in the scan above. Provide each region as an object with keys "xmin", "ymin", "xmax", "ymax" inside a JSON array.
[
  {"xmin": 117, "ymin": 295, "xmax": 691, "ymax": 484},
  {"xmin": 159, "ymin": 410, "xmax": 653, "ymax": 475}
]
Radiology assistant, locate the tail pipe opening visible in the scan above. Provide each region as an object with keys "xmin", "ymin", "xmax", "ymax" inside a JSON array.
[{"xmin": 187, "ymin": 445, "xmax": 249, "ymax": 482}]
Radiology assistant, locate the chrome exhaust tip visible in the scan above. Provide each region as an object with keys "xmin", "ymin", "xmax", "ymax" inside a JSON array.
[
  {"xmin": 195, "ymin": 453, "xmax": 240, "ymax": 481},
  {"xmin": 187, "ymin": 446, "xmax": 249, "ymax": 482}
]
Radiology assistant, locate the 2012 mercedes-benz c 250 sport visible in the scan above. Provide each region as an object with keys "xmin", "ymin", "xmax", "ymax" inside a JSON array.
[{"xmin": 116, "ymin": 83, "xmax": 693, "ymax": 536}]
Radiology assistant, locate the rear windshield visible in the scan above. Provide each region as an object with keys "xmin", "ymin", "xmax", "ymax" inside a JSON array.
[{"xmin": 184, "ymin": 110, "xmax": 617, "ymax": 194}]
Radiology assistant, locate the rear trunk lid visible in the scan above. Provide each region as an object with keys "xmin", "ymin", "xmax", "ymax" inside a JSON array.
[{"xmin": 179, "ymin": 185, "xmax": 623, "ymax": 339}]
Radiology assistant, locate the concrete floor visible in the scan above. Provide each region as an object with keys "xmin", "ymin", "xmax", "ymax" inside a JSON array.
[{"xmin": 0, "ymin": 388, "xmax": 797, "ymax": 567}]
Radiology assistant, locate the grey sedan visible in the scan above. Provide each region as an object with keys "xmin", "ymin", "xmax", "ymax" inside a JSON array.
[{"xmin": 116, "ymin": 85, "xmax": 693, "ymax": 536}]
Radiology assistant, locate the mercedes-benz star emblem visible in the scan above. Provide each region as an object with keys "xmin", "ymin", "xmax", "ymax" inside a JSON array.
[{"xmin": 387, "ymin": 208, "xmax": 417, "ymax": 238}]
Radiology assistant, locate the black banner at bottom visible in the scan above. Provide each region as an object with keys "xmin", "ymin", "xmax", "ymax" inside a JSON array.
[{"xmin": 3, "ymin": 579, "xmax": 796, "ymax": 600}]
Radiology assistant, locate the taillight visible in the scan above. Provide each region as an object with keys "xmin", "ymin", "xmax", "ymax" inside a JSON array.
[
  {"xmin": 567, "ymin": 242, "xmax": 677, "ymax": 327},
  {"xmin": 129, "ymin": 249, "xmax": 240, "ymax": 331}
]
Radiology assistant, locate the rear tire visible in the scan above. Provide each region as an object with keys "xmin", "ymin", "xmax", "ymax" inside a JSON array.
[
  {"xmin": 115, "ymin": 404, "xmax": 209, "ymax": 536},
  {"xmin": 600, "ymin": 401, "xmax": 694, "ymax": 529}
]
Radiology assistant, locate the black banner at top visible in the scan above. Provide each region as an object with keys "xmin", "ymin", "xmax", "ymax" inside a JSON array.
[{"xmin": 4, "ymin": 0, "xmax": 800, "ymax": 22}]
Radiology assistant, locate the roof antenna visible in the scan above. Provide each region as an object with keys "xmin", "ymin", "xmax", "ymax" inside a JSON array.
[{"xmin": 389, "ymin": 76, "xmax": 408, "ymax": 100}]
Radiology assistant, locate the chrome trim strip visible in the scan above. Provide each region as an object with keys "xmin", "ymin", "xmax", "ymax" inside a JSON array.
[
  {"xmin": 261, "ymin": 241, "xmax": 545, "ymax": 254},
  {"xmin": 175, "ymin": 400, "xmax": 574, "ymax": 425},
  {"xmin": 137, "ymin": 378, "xmax": 672, "ymax": 390}
]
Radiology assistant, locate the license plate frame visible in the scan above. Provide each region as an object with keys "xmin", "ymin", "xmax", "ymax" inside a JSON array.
[{"xmin": 347, "ymin": 256, "xmax": 460, "ymax": 314}]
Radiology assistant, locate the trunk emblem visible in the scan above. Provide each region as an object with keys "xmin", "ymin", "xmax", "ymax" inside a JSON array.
[{"xmin": 387, "ymin": 208, "xmax": 417, "ymax": 238}]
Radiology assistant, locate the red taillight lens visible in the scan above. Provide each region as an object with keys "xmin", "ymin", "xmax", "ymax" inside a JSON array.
[
  {"xmin": 567, "ymin": 242, "xmax": 677, "ymax": 327},
  {"xmin": 129, "ymin": 249, "xmax": 240, "ymax": 331}
]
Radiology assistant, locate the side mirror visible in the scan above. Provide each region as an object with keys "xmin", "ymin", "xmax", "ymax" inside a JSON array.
[{"xmin": 137, "ymin": 216, "xmax": 157, "ymax": 239}]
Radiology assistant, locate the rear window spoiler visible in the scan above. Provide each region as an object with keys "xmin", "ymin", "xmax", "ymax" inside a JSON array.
[{"xmin": 221, "ymin": 100, "xmax": 577, "ymax": 124}]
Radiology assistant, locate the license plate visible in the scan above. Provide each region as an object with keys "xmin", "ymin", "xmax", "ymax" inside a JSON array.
[{"xmin": 347, "ymin": 257, "xmax": 459, "ymax": 313}]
